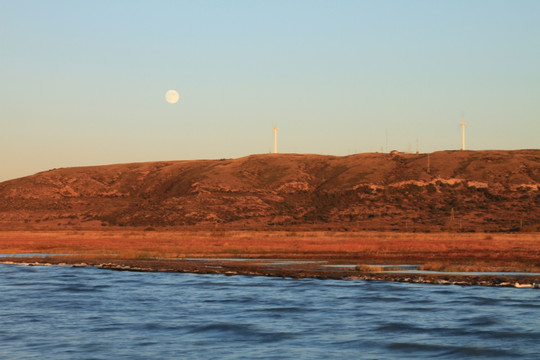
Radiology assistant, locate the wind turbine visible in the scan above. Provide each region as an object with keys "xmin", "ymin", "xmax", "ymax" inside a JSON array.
[
  {"xmin": 460, "ymin": 116, "xmax": 467, "ymax": 151},
  {"xmin": 273, "ymin": 126, "xmax": 279, "ymax": 153}
]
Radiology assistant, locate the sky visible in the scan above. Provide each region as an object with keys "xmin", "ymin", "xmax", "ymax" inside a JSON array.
[{"xmin": 1, "ymin": 0, "xmax": 539, "ymax": 182}]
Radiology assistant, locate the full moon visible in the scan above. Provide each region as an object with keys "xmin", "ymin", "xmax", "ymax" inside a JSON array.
[{"xmin": 165, "ymin": 89, "xmax": 179, "ymax": 104}]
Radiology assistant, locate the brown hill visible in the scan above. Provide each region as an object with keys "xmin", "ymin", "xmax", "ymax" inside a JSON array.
[{"xmin": 0, "ymin": 150, "xmax": 539, "ymax": 232}]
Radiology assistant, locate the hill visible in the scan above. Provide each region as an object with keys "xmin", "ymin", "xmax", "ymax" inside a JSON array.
[{"xmin": 0, "ymin": 150, "xmax": 538, "ymax": 232}]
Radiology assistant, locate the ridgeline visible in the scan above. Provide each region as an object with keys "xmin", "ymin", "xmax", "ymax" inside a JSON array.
[{"xmin": 1, "ymin": 150, "xmax": 538, "ymax": 232}]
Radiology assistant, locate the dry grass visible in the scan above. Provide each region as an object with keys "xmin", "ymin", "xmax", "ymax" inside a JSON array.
[
  {"xmin": 420, "ymin": 261, "xmax": 540, "ymax": 273},
  {"xmin": 0, "ymin": 230, "xmax": 538, "ymax": 272},
  {"xmin": 354, "ymin": 264, "xmax": 385, "ymax": 272}
]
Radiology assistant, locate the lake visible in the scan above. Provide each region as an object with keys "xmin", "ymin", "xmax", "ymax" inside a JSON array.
[{"xmin": 1, "ymin": 263, "xmax": 538, "ymax": 359}]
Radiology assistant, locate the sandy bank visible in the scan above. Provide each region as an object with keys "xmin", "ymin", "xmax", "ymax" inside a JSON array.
[{"xmin": 2, "ymin": 256, "xmax": 539, "ymax": 288}]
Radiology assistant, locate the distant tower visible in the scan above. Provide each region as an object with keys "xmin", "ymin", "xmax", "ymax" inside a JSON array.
[
  {"xmin": 273, "ymin": 126, "xmax": 279, "ymax": 153},
  {"xmin": 460, "ymin": 117, "xmax": 467, "ymax": 151}
]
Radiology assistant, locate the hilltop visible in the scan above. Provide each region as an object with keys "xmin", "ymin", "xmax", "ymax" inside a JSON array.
[{"xmin": 0, "ymin": 150, "xmax": 538, "ymax": 232}]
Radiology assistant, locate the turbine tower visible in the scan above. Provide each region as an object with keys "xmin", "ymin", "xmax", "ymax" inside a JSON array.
[
  {"xmin": 273, "ymin": 126, "xmax": 279, "ymax": 153},
  {"xmin": 460, "ymin": 117, "xmax": 467, "ymax": 151}
]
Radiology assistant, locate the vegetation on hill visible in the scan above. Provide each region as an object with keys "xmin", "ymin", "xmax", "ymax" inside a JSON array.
[{"xmin": 0, "ymin": 150, "xmax": 538, "ymax": 232}]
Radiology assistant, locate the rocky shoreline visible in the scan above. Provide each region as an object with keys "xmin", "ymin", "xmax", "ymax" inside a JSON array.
[{"xmin": 2, "ymin": 256, "xmax": 539, "ymax": 288}]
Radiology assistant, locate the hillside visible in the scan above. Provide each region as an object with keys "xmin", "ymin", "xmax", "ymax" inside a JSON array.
[{"xmin": 0, "ymin": 150, "xmax": 538, "ymax": 232}]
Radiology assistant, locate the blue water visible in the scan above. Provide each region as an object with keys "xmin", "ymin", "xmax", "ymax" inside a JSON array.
[{"xmin": 1, "ymin": 264, "xmax": 538, "ymax": 359}]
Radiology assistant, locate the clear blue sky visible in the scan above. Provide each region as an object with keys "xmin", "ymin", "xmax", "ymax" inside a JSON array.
[{"xmin": 1, "ymin": 1, "xmax": 539, "ymax": 181}]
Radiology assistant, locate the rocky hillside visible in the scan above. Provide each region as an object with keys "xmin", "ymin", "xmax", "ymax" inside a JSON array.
[{"xmin": 0, "ymin": 150, "xmax": 538, "ymax": 231}]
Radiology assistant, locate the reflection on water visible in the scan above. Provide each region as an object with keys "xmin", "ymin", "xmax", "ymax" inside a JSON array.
[
  {"xmin": 1, "ymin": 263, "xmax": 539, "ymax": 359},
  {"xmin": 386, "ymin": 269, "xmax": 540, "ymax": 276},
  {"xmin": 178, "ymin": 258, "xmax": 540, "ymax": 276},
  {"xmin": 0, "ymin": 253, "xmax": 61, "ymax": 258}
]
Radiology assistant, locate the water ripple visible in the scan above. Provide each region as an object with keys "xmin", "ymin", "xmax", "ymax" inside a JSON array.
[
  {"xmin": 387, "ymin": 342, "xmax": 518, "ymax": 358},
  {"xmin": 0, "ymin": 263, "xmax": 539, "ymax": 360}
]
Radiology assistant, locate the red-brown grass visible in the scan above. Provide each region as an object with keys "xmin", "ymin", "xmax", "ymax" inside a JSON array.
[{"xmin": 0, "ymin": 230, "xmax": 539, "ymax": 272}]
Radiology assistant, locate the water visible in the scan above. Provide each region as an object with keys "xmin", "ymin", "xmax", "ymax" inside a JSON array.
[
  {"xmin": 0, "ymin": 253, "xmax": 66, "ymax": 258},
  {"xmin": 1, "ymin": 264, "xmax": 538, "ymax": 359}
]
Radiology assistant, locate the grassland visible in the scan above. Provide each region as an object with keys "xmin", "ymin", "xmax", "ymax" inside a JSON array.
[{"xmin": 1, "ymin": 230, "xmax": 539, "ymax": 273}]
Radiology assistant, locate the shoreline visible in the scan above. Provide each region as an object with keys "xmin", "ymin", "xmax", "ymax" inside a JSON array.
[
  {"xmin": 1, "ymin": 230, "xmax": 539, "ymax": 288},
  {"xmin": 2, "ymin": 256, "xmax": 539, "ymax": 288}
]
